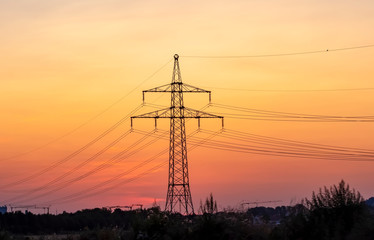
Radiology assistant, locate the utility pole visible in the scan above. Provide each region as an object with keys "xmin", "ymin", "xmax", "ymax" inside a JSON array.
[{"xmin": 131, "ymin": 54, "xmax": 223, "ymax": 214}]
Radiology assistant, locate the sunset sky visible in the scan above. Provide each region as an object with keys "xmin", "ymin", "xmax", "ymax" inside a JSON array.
[{"xmin": 1, "ymin": 0, "xmax": 374, "ymax": 213}]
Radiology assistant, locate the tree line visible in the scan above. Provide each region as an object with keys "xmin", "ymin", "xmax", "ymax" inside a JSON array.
[{"xmin": 1, "ymin": 180, "xmax": 374, "ymax": 240}]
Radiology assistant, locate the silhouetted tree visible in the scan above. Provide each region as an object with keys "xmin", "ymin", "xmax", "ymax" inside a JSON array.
[
  {"xmin": 305, "ymin": 179, "xmax": 363, "ymax": 210},
  {"xmin": 199, "ymin": 193, "xmax": 218, "ymax": 214},
  {"xmin": 271, "ymin": 180, "xmax": 373, "ymax": 240}
]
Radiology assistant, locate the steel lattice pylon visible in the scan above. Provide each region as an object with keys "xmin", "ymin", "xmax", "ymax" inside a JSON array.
[{"xmin": 131, "ymin": 54, "xmax": 223, "ymax": 214}]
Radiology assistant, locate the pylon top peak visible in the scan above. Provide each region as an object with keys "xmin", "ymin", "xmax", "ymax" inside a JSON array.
[{"xmin": 174, "ymin": 54, "xmax": 179, "ymax": 60}]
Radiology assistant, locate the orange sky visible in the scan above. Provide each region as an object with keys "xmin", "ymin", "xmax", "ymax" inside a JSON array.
[{"xmin": 1, "ymin": 0, "xmax": 374, "ymax": 213}]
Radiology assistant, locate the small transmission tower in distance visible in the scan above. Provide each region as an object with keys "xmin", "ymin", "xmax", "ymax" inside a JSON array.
[{"xmin": 131, "ymin": 54, "xmax": 223, "ymax": 214}]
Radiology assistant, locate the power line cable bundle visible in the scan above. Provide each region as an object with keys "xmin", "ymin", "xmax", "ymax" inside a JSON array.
[
  {"xmin": 3, "ymin": 46, "xmax": 374, "ymax": 209},
  {"xmin": 209, "ymin": 103, "xmax": 374, "ymax": 122}
]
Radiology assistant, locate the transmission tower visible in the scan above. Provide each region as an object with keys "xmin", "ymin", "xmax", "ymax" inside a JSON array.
[{"xmin": 131, "ymin": 54, "xmax": 223, "ymax": 214}]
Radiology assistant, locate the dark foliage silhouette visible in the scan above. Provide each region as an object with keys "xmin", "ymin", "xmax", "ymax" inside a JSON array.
[{"xmin": 1, "ymin": 181, "xmax": 374, "ymax": 239}]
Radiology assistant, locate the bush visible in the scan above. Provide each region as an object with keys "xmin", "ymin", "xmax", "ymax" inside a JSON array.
[{"xmin": 272, "ymin": 180, "xmax": 372, "ymax": 240}]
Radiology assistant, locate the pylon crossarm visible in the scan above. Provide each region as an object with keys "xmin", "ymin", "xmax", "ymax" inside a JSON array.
[
  {"xmin": 182, "ymin": 83, "xmax": 211, "ymax": 93},
  {"xmin": 143, "ymin": 83, "xmax": 172, "ymax": 93},
  {"xmin": 131, "ymin": 108, "xmax": 171, "ymax": 128},
  {"xmin": 131, "ymin": 107, "xmax": 222, "ymax": 119},
  {"xmin": 184, "ymin": 107, "xmax": 224, "ymax": 128},
  {"xmin": 131, "ymin": 107, "xmax": 224, "ymax": 128},
  {"xmin": 142, "ymin": 83, "xmax": 211, "ymax": 102},
  {"xmin": 131, "ymin": 108, "xmax": 170, "ymax": 119},
  {"xmin": 184, "ymin": 107, "xmax": 223, "ymax": 119},
  {"xmin": 142, "ymin": 84, "xmax": 172, "ymax": 102}
]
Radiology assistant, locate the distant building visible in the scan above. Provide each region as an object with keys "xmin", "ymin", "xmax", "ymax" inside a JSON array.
[{"xmin": 0, "ymin": 206, "xmax": 7, "ymax": 214}]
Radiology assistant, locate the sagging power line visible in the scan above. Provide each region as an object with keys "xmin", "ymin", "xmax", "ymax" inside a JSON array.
[
  {"xmin": 181, "ymin": 44, "xmax": 374, "ymax": 58},
  {"xmin": 0, "ymin": 59, "xmax": 172, "ymax": 162},
  {"xmin": 3, "ymin": 49, "xmax": 374, "ymax": 212}
]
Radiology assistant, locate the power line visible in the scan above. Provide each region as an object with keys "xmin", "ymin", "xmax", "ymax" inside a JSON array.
[
  {"xmin": 138, "ymin": 128, "xmax": 374, "ymax": 160},
  {"xmin": 215, "ymin": 129, "xmax": 374, "ymax": 154},
  {"xmin": 0, "ymin": 104, "xmax": 143, "ymax": 190},
  {"xmin": 44, "ymin": 161, "xmax": 169, "ymax": 205},
  {"xmin": 31, "ymin": 129, "xmax": 205, "ymax": 205},
  {"xmin": 121, "ymin": 128, "xmax": 374, "ymax": 163},
  {"xmin": 200, "ymin": 86, "xmax": 374, "ymax": 93},
  {"xmin": 195, "ymin": 129, "xmax": 374, "ymax": 162},
  {"xmin": 42, "ymin": 130, "xmax": 222, "ymax": 204},
  {"xmin": 7, "ymin": 130, "xmax": 136, "ymax": 202},
  {"xmin": 126, "ymin": 113, "xmax": 374, "ymax": 161},
  {"xmin": 209, "ymin": 103, "xmax": 374, "ymax": 122},
  {"xmin": 3, "ymin": 129, "xmax": 134, "ymax": 204},
  {"xmin": 0, "ymin": 58, "xmax": 172, "ymax": 162},
  {"xmin": 39, "ymin": 129, "xmax": 209, "ymax": 205},
  {"xmin": 145, "ymin": 93, "xmax": 374, "ymax": 122},
  {"xmin": 181, "ymin": 44, "xmax": 374, "ymax": 58},
  {"xmin": 5, "ymin": 98, "xmax": 210, "ymax": 206},
  {"xmin": 7, "ymin": 130, "xmax": 168, "ymax": 205}
]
